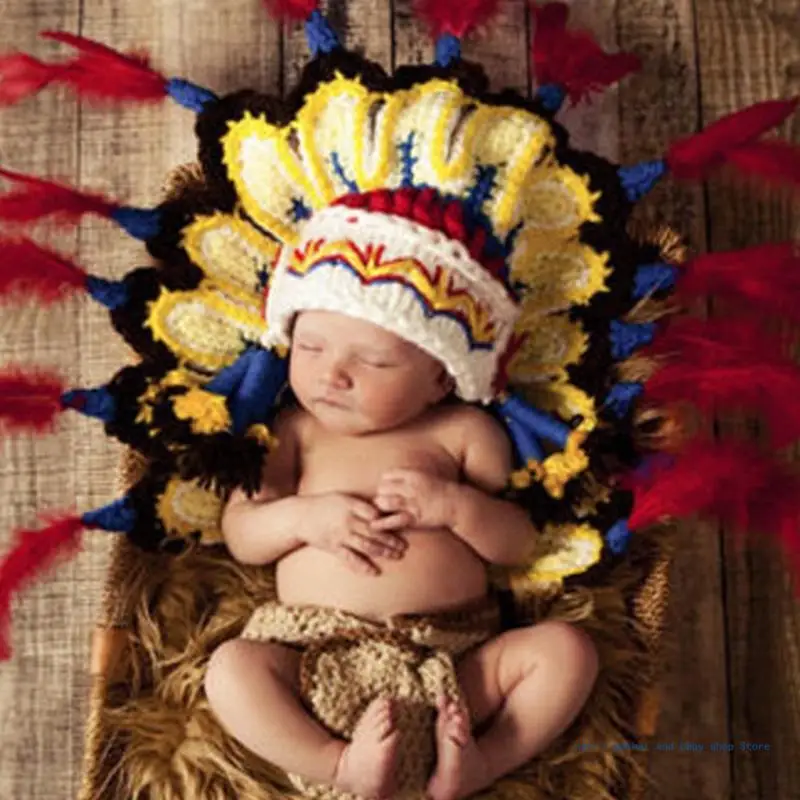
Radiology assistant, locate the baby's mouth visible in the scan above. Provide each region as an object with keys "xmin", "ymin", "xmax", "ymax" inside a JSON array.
[{"xmin": 315, "ymin": 397, "xmax": 349, "ymax": 409}]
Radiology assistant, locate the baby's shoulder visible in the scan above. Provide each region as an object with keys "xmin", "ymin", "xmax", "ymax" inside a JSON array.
[
  {"xmin": 272, "ymin": 404, "xmax": 312, "ymax": 446},
  {"xmin": 429, "ymin": 402, "xmax": 509, "ymax": 454}
]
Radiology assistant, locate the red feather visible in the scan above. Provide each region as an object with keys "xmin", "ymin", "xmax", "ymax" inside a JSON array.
[
  {"xmin": 646, "ymin": 316, "xmax": 794, "ymax": 366},
  {"xmin": 643, "ymin": 316, "xmax": 800, "ymax": 447},
  {"xmin": 531, "ymin": 2, "xmax": 641, "ymax": 104},
  {"xmin": 0, "ymin": 167, "xmax": 115, "ymax": 226},
  {"xmin": 644, "ymin": 363, "xmax": 800, "ymax": 449},
  {"xmin": 38, "ymin": 31, "xmax": 167, "ymax": 102},
  {"xmin": 414, "ymin": 0, "xmax": 502, "ymax": 38},
  {"xmin": 262, "ymin": 0, "xmax": 319, "ymax": 21},
  {"xmin": 0, "ymin": 237, "xmax": 88, "ymax": 303},
  {"xmin": 626, "ymin": 440, "xmax": 800, "ymax": 592},
  {"xmin": 0, "ymin": 53, "xmax": 63, "ymax": 106},
  {"xmin": 0, "ymin": 515, "xmax": 84, "ymax": 661},
  {"xmin": 677, "ymin": 243, "xmax": 800, "ymax": 323},
  {"xmin": 0, "ymin": 366, "xmax": 67, "ymax": 434},
  {"xmin": 667, "ymin": 97, "xmax": 800, "ymax": 181},
  {"xmin": 0, "ymin": 32, "xmax": 167, "ymax": 105},
  {"xmin": 725, "ymin": 141, "xmax": 800, "ymax": 189}
]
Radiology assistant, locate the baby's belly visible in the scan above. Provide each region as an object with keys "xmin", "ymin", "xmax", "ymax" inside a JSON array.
[{"xmin": 276, "ymin": 527, "xmax": 488, "ymax": 620}]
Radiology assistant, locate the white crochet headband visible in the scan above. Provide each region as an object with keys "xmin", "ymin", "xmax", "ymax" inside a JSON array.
[{"xmin": 262, "ymin": 204, "xmax": 521, "ymax": 403}]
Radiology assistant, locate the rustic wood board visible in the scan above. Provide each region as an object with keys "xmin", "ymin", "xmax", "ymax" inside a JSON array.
[
  {"xmin": 695, "ymin": 1, "xmax": 800, "ymax": 798},
  {"xmin": 0, "ymin": 1, "xmax": 280, "ymax": 798},
  {"xmin": 0, "ymin": 1, "xmax": 798, "ymax": 798}
]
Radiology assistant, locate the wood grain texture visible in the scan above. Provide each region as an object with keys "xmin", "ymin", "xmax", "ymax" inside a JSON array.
[
  {"xmin": 0, "ymin": 1, "xmax": 280, "ymax": 798},
  {"xmin": 616, "ymin": 3, "xmax": 733, "ymax": 799},
  {"xmin": 694, "ymin": 2, "xmax": 800, "ymax": 798},
  {"xmin": 0, "ymin": 4, "xmax": 88, "ymax": 800},
  {"xmin": 1, "ymin": 1, "xmax": 798, "ymax": 798}
]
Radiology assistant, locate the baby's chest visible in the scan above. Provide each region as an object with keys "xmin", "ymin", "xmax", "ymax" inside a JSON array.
[{"xmin": 297, "ymin": 437, "xmax": 460, "ymax": 498}]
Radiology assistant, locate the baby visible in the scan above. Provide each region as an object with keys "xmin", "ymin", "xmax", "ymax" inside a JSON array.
[{"xmin": 204, "ymin": 308, "xmax": 599, "ymax": 800}]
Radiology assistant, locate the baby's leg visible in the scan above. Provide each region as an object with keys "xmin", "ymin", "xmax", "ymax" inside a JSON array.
[
  {"xmin": 428, "ymin": 620, "xmax": 599, "ymax": 800},
  {"xmin": 204, "ymin": 637, "xmax": 401, "ymax": 797}
]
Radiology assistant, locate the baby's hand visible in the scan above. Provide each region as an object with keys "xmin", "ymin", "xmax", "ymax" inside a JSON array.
[
  {"xmin": 303, "ymin": 492, "xmax": 408, "ymax": 576},
  {"xmin": 372, "ymin": 469, "xmax": 459, "ymax": 532}
]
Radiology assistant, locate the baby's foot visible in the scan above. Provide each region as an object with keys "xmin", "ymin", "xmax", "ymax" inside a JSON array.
[
  {"xmin": 333, "ymin": 696, "xmax": 400, "ymax": 799},
  {"xmin": 426, "ymin": 695, "xmax": 490, "ymax": 800}
]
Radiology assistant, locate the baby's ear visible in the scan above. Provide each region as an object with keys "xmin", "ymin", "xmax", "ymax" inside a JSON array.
[{"xmin": 434, "ymin": 367, "xmax": 456, "ymax": 401}]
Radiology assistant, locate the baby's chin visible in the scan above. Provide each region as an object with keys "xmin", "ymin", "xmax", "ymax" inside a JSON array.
[{"xmin": 305, "ymin": 399, "xmax": 386, "ymax": 436}]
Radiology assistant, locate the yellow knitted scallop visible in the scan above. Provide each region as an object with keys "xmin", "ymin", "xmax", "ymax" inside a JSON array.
[
  {"xmin": 156, "ymin": 477, "xmax": 224, "ymax": 545},
  {"xmin": 525, "ymin": 523, "xmax": 605, "ymax": 587},
  {"xmin": 145, "ymin": 284, "xmax": 266, "ymax": 372},
  {"xmin": 509, "ymin": 314, "xmax": 589, "ymax": 382},
  {"xmin": 182, "ymin": 212, "xmax": 280, "ymax": 302},
  {"xmin": 510, "ymin": 241, "xmax": 611, "ymax": 314}
]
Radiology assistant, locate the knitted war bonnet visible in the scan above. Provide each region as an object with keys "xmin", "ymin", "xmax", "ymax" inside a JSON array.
[{"xmin": 0, "ymin": 0, "xmax": 799, "ymax": 663}]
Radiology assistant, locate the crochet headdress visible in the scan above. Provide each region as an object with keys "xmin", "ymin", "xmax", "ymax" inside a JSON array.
[{"xmin": 0, "ymin": 0, "xmax": 799, "ymax": 660}]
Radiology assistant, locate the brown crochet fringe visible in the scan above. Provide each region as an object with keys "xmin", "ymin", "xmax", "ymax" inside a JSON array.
[{"xmin": 78, "ymin": 165, "xmax": 678, "ymax": 800}]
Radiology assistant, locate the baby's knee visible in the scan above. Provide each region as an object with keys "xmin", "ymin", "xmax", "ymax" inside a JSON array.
[
  {"xmin": 204, "ymin": 638, "xmax": 247, "ymax": 709},
  {"xmin": 537, "ymin": 620, "xmax": 599, "ymax": 682}
]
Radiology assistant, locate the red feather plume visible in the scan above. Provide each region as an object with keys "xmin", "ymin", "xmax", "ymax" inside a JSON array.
[
  {"xmin": 677, "ymin": 243, "xmax": 800, "ymax": 323},
  {"xmin": 626, "ymin": 440, "xmax": 800, "ymax": 593},
  {"xmin": 262, "ymin": 0, "xmax": 319, "ymax": 21},
  {"xmin": 414, "ymin": 0, "xmax": 502, "ymax": 38},
  {"xmin": 0, "ymin": 167, "xmax": 116, "ymax": 226},
  {"xmin": 667, "ymin": 97, "xmax": 800, "ymax": 182},
  {"xmin": 0, "ymin": 31, "xmax": 168, "ymax": 106},
  {"xmin": 643, "ymin": 317, "xmax": 800, "ymax": 448},
  {"xmin": 531, "ymin": 2, "xmax": 641, "ymax": 104},
  {"xmin": 644, "ymin": 363, "xmax": 800, "ymax": 449},
  {"xmin": 0, "ymin": 366, "xmax": 67, "ymax": 434},
  {"xmin": 0, "ymin": 237, "xmax": 88, "ymax": 303},
  {"xmin": 725, "ymin": 141, "xmax": 800, "ymax": 189},
  {"xmin": 0, "ymin": 53, "xmax": 60, "ymax": 106},
  {"xmin": 0, "ymin": 515, "xmax": 84, "ymax": 661}
]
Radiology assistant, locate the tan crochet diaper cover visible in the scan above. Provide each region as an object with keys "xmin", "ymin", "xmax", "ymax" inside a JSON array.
[{"xmin": 240, "ymin": 593, "xmax": 504, "ymax": 799}]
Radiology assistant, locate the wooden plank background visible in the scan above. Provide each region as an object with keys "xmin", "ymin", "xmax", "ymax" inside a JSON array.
[{"xmin": 0, "ymin": 0, "xmax": 798, "ymax": 798}]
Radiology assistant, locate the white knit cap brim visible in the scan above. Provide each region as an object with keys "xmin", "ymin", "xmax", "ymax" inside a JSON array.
[{"xmin": 261, "ymin": 206, "xmax": 520, "ymax": 404}]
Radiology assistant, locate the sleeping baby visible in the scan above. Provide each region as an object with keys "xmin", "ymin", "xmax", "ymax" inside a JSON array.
[{"xmin": 204, "ymin": 306, "xmax": 599, "ymax": 800}]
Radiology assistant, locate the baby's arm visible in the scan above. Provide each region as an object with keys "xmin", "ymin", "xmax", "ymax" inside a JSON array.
[
  {"xmin": 373, "ymin": 407, "xmax": 539, "ymax": 567},
  {"xmin": 221, "ymin": 407, "xmax": 307, "ymax": 565},
  {"xmin": 447, "ymin": 408, "xmax": 539, "ymax": 567}
]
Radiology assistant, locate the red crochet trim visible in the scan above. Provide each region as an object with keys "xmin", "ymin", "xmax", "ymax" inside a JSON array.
[{"xmin": 333, "ymin": 188, "xmax": 507, "ymax": 282}]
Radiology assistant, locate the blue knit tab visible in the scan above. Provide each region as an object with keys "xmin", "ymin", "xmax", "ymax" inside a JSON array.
[
  {"xmin": 230, "ymin": 347, "xmax": 289, "ymax": 434},
  {"xmin": 61, "ymin": 386, "xmax": 117, "ymax": 424},
  {"xmin": 605, "ymin": 519, "xmax": 631, "ymax": 555},
  {"xmin": 82, "ymin": 496, "xmax": 137, "ymax": 533},
  {"xmin": 110, "ymin": 206, "xmax": 163, "ymax": 241},
  {"xmin": 206, "ymin": 348, "xmax": 257, "ymax": 397},
  {"xmin": 496, "ymin": 393, "xmax": 571, "ymax": 449},
  {"xmin": 610, "ymin": 320, "xmax": 656, "ymax": 360},
  {"xmin": 85, "ymin": 275, "xmax": 129, "ymax": 310},
  {"xmin": 618, "ymin": 160, "xmax": 667, "ymax": 203},
  {"xmin": 306, "ymin": 9, "xmax": 340, "ymax": 55},
  {"xmin": 435, "ymin": 34, "xmax": 462, "ymax": 67},
  {"xmin": 165, "ymin": 78, "xmax": 217, "ymax": 113},
  {"xmin": 633, "ymin": 262, "xmax": 678, "ymax": 299},
  {"xmin": 604, "ymin": 382, "xmax": 644, "ymax": 418},
  {"xmin": 535, "ymin": 83, "xmax": 566, "ymax": 113}
]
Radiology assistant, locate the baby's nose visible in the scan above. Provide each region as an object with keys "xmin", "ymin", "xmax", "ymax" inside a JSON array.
[{"xmin": 322, "ymin": 363, "xmax": 352, "ymax": 390}]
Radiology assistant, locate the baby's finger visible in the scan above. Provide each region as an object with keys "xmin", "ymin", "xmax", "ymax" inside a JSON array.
[
  {"xmin": 348, "ymin": 497, "xmax": 380, "ymax": 522},
  {"xmin": 374, "ymin": 493, "xmax": 406, "ymax": 513},
  {"xmin": 349, "ymin": 525, "xmax": 406, "ymax": 557},
  {"xmin": 371, "ymin": 512, "xmax": 414, "ymax": 532},
  {"xmin": 339, "ymin": 546, "xmax": 380, "ymax": 576}
]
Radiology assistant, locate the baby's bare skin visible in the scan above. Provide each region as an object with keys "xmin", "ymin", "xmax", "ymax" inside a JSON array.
[
  {"xmin": 205, "ymin": 311, "xmax": 600, "ymax": 800},
  {"xmin": 277, "ymin": 403, "xmax": 489, "ymax": 619}
]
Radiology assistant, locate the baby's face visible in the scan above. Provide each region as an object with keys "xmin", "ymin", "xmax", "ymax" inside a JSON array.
[{"xmin": 288, "ymin": 310, "xmax": 452, "ymax": 435}]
